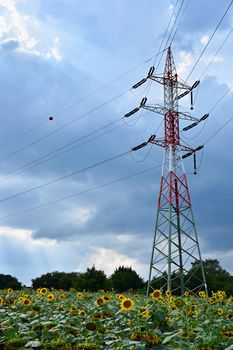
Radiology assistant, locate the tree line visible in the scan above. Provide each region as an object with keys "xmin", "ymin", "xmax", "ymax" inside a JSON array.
[{"xmin": 1, "ymin": 259, "xmax": 233, "ymax": 294}]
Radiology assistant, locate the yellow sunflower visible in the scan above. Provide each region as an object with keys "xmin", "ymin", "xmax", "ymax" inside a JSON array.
[
  {"xmin": 57, "ymin": 306, "xmax": 66, "ymax": 312},
  {"xmin": 32, "ymin": 305, "xmax": 41, "ymax": 312},
  {"xmin": 175, "ymin": 297, "xmax": 184, "ymax": 308},
  {"xmin": 103, "ymin": 295, "xmax": 111, "ymax": 302},
  {"xmin": 130, "ymin": 332, "xmax": 141, "ymax": 341},
  {"xmin": 40, "ymin": 287, "xmax": 48, "ymax": 295},
  {"xmin": 150, "ymin": 289, "xmax": 162, "ymax": 300},
  {"xmin": 47, "ymin": 293, "xmax": 55, "ymax": 302},
  {"xmin": 95, "ymin": 297, "xmax": 104, "ymax": 306},
  {"xmin": 217, "ymin": 308, "xmax": 223, "ymax": 316},
  {"xmin": 77, "ymin": 292, "xmax": 83, "ymax": 299},
  {"xmin": 116, "ymin": 293, "xmax": 125, "ymax": 300},
  {"xmin": 120, "ymin": 298, "xmax": 135, "ymax": 312},
  {"xmin": 23, "ymin": 298, "xmax": 31, "ymax": 306},
  {"xmin": 93, "ymin": 313, "xmax": 102, "ymax": 320},
  {"xmin": 79, "ymin": 309, "xmax": 87, "ymax": 316},
  {"xmin": 141, "ymin": 310, "xmax": 152, "ymax": 318}
]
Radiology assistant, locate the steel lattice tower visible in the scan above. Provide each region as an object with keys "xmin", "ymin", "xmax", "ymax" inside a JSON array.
[{"xmin": 125, "ymin": 47, "xmax": 208, "ymax": 296}]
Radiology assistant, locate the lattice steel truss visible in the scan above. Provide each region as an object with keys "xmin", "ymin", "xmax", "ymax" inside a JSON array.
[{"xmin": 125, "ymin": 47, "xmax": 208, "ymax": 296}]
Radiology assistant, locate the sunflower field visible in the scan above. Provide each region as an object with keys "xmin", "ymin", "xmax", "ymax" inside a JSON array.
[{"xmin": 0, "ymin": 288, "xmax": 232, "ymax": 350}]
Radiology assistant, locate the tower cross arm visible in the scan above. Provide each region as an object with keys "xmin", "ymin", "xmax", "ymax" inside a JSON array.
[
  {"xmin": 148, "ymin": 75, "xmax": 193, "ymax": 91},
  {"xmin": 148, "ymin": 75, "xmax": 164, "ymax": 86},
  {"xmin": 176, "ymin": 81, "xmax": 192, "ymax": 90},
  {"xmin": 179, "ymin": 112, "xmax": 199, "ymax": 122},
  {"xmin": 142, "ymin": 104, "xmax": 165, "ymax": 115},
  {"xmin": 142, "ymin": 104, "xmax": 199, "ymax": 122},
  {"xmin": 148, "ymin": 137, "xmax": 196, "ymax": 153}
]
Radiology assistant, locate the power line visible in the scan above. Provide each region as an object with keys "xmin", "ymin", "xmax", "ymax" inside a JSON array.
[
  {"xmin": 0, "ymin": 150, "xmax": 130, "ymax": 203},
  {"xmin": 0, "ymin": 89, "xmax": 129, "ymax": 164},
  {"xmin": 0, "ymin": 121, "xmax": 46, "ymax": 149},
  {"xmin": 1, "ymin": 58, "xmax": 232, "ymax": 203},
  {"xmin": 52, "ymin": 50, "xmax": 167, "ymax": 118},
  {"xmin": 0, "ymin": 50, "xmax": 165, "ymax": 153},
  {"xmin": 143, "ymin": 0, "xmax": 188, "ymax": 101},
  {"xmin": 0, "ymin": 93, "xmax": 231, "ymax": 218},
  {"xmin": 198, "ymin": 27, "xmax": 233, "ymax": 83},
  {"xmin": 0, "ymin": 119, "xmax": 123, "ymax": 182},
  {"xmin": 0, "ymin": 3, "xmax": 185, "ymax": 182},
  {"xmin": 192, "ymin": 26, "xmax": 233, "ymax": 107},
  {"xmin": 182, "ymin": 82, "xmax": 233, "ymax": 140},
  {"xmin": 154, "ymin": 0, "xmax": 186, "ymax": 72},
  {"xmin": 0, "ymin": 49, "xmax": 171, "ymax": 165},
  {"xmin": 169, "ymin": 0, "xmax": 191, "ymax": 45},
  {"xmin": 208, "ymin": 83, "xmax": 233, "ymax": 114},
  {"xmin": 0, "ymin": 164, "xmax": 161, "ymax": 220},
  {"xmin": 204, "ymin": 115, "xmax": 233, "ymax": 145},
  {"xmin": 185, "ymin": 0, "xmax": 233, "ymax": 82},
  {"xmin": 152, "ymin": 0, "xmax": 179, "ymax": 67},
  {"xmin": 0, "ymin": 109, "xmax": 153, "ymax": 182}
]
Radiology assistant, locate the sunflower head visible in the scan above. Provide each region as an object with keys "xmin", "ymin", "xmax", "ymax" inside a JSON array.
[
  {"xmin": 79, "ymin": 309, "xmax": 87, "ymax": 316},
  {"xmin": 77, "ymin": 292, "xmax": 83, "ymax": 299},
  {"xmin": 174, "ymin": 297, "xmax": 184, "ymax": 308},
  {"xmin": 47, "ymin": 293, "xmax": 55, "ymax": 301},
  {"xmin": 217, "ymin": 308, "xmax": 223, "ymax": 316},
  {"xmin": 23, "ymin": 298, "xmax": 31, "ymax": 306},
  {"xmin": 93, "ymin": 312, "xmax": 102, "ymax": 320},
  {"xmin": 120, "ymin": 298, "xmax": 135, "ymax": 312},
  {"xmin": 150, "ymin": 289, "xmax": 162, "ymax": 300},
  {"xmin": 32, "ymin": 305, "xmax": 41, "ymax": 312},
  {"xmin": 198, "ymin": 291, "xmax": 205, "ymax": 298},
  {"xmin": 86, "ymin": 322, "xmax": 97, "ymax": 331},
  {"xmin": 95, "ymin": 297, "xmax": 104, "ymax": 306},
  {"xmin": 40, "ymin": 288, "xmax": 48, "ymax": 295},
  {"xmin": 103, "ymin": 295, "xmax": 111, "ymax": 302}
]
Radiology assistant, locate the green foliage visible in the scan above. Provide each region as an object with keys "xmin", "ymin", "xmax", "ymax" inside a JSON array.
[
  {"xmin": 110, "ymin": 266, "xmax": 144, "ymax": 292},
  {"xmin": 32, "ymin": 271, "xmax": 80, "ymax": 290},
  {"xmin": 76, "ymin": 266, "xmax": 107, "ymax": 292},
  {"xmin": 0, "ymin": 274, "xmax": 22, "ymax": 290},
  {"xmin": 32, "ymin": 267, "xmax": 107, "ymax": 292},
  {"xmin": 0, "ymin": 288, "xmax": 232, "ymax": 349},
  {"xmin": 186, "ymin": 259, "xmax": 233, "ymax": 294},
  {"xmin": 149, "ymin": 259, "xmax": 233, "ymax": 295}
]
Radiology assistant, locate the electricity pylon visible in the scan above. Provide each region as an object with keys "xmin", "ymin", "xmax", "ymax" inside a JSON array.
[{"xmin": 125, "ymin": 47, "xmax": 208, "ymax": 296}]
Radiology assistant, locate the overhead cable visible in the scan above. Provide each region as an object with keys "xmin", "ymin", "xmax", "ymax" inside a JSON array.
[
  {"xmin": 0, "ymin": 151, "xmax": 130, "ymax": 203},
  {"xmin": 0, "ymin": 164, "xmax": 161, "ymax": 219},
  {"xmin": 185, "ymin": 0, "xmax": 233, "ymax": 82}
]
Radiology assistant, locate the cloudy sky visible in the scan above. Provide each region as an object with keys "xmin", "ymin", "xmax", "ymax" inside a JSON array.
[{"xmin": 0, "ymin": 0, "xmax": 232, "ymax": 286}]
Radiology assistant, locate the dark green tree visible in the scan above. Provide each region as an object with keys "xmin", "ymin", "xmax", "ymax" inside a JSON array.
[
  {"xmin": 32, "ymin": 271, "xmax": 80, "ymax": 290},
  {"xmin": 110, "ymin": 266, "xmax": 144, "ymax": 292},
  {"xmin": 0, "ymin": 274, "xmax": 22, "ymax": 289},
  {"xmin": 185, "ymin": 259, "xmax": 232, "ymax": 294},
  {"xmin": 76, "ymin": 266, "xmax": 107, "ymax": 292}
]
